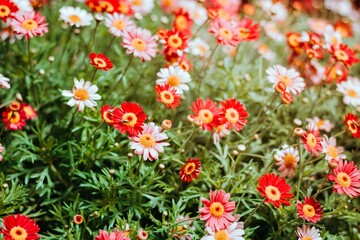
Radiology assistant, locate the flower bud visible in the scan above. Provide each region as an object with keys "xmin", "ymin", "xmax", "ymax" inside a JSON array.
[
  {"xmin": 294, "ymin": 127, "xmax": 305, "ymax": 137},
  {"xmin": 161, "ymin": 119, "xmax": 172, "ymax": 130},
  {"xmin": 73, "ymin": 214, "xmax": 83, "ymax": 225},
  {"xmin": 328, "ymin": 158, "xmax": 339, "ymax": 170},
  {"xmin": 137, "ymin": 229, "xmax": 149, "ymax": 240},
  {"xmin": 281, "ymin": 92, "xmax": 294, "ymax": 104},
  {"xmin": 275, "ymin": 81, "xmax": 287, "ymax": 93}
]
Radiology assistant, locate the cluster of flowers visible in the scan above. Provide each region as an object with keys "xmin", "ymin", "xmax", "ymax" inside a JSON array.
[{"xmin": 1, "ymin": 100, "xmax": 37, "ymax": 130}]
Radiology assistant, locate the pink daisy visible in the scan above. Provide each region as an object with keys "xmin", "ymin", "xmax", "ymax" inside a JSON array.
[
  {"xmin": 95, "ymin": 229, "xmax": 129, "ymax": 240},
  {"xmin": 296, "ymin": 225, "xmax": 322, "ymax": 240},
  {"xmin": 129, "ymin": 122, "xmax": 170, "ymax": 161},
  {"xmin": 122, "ymin": 27, "xmax": 157, "ymax": 61},
  {"xmin": 274, "ymin": 146, "xmax": 299, "ymax": 178},
  {"xmin": 208, "ymin": 17, "xmax": 240, "ymax": 47},
  {"xmin": 321, "ymin": 135, "xmax": 346, "ymax": 161},
  {"xmin": 266, "ymin": 65, "xmax": 305, "ymax": 95},
  {"xmin": 301, "ymin": 124, "xmax": 323, "ymax": 156},
  {"xmin": 11, "ymin": 10, "xmax": 48, "ymax": 38},
  {"xmin": 104, "ymin": 13, "xmax": 136, "ymax": 37}
]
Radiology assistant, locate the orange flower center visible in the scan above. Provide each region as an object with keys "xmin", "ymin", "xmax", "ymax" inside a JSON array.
[
  {"xmin": 175, "ymin": 15, "xmax": 187, "ymax": 30},
  {"xmin": 7, "ymin": 111, "xmax": 20, "ymax": 123},
  {"xmin": 69, "ymin": 15, "xmax": 81, "ymax": 23},
  {"xmin": 279, "ymin": 75, "xmax": 291, "ymax": 86},
  {"xmin": 113, "ymin": 19, "xmax": 126, "ymax": 30},
  {"xmin": 99, "ymin": 1, "xmax": 114, "ymax": 12},
  {"xmin": 346, "ymin": 89, "xmax": 357, "ymax": 98},
  {"xmin": 103, "ymin": 111, "xmax": 114, "ymax": 124},
  {"xmin": 306, "ymin": 133, "xmax": 317, "ymax": 149},
  {"xmin": 184, "ymin": 162, "xmax": 195, "ymax": 175},
  {"xmin": 9, "ymin": 226, "xmax": 28, "ymax": 240},
  {"xmin": 198, "ymin": 109, "xmax": 214, "ymax": 124},
  {"xmin": 302, "ymin": 204, "xmax": 315, "ymax": 218},
  {"xmin": 315, "ymin": 119, "xmax": 324, "ymax": 128},
  {"xmin": 265, "ymin": 185, "xmax": 281, "ymax": 201},
  {"xmin": 327, "ymin": 146, "xmax": 338, "ymax": 158},
  {"xmin": 334, "ymin": 49, "xmax": 349, "ymax": 61},
  {"xmin": 93, "ymin": 57, "xmax": 107, "ymax": 68},
  {"xmin": 219, "ymin": 28, "xmax": 233, "ymax": 40},
  {"xmin": 132, "ymin": 0, "xmax": 142, "ymax": 6},
  {"xmin": 238, "ymin": 27, "xmax": 250, "ymax": 39},
  {"xmin": 122, "ymin": 112, "xmax": 137, "ymax": 127},
  {"xmin": 302, "ymin": 236, "xmax": 312, "ymax": 240},
  {"xmin": 139, "ymin": 133, "xmax": 155, "ymax": 148},
  {"xmin": 225, "ymin": 108, "xmax": 239, "ymax": 123},
  {"xmin": 131, "ymin": 37, "xmax": 146, "ymax": 51},
  {"xmin": 0, "ymin": 5, "xmax": 10, "ymax": 18},
  {"xmin": 288, "ymin": 34, "xmax": 300, "ymax": 47},
  {"xmin": 74, "ymin": 89, "xmax": 89, "ymax": 101},
  {"xmin": 347, "ymin": 120, "xmax": 358, "ymax": 133},
  {"xmin": 160, "ymin": 90, "xmax": 174, "ymax": 104},
  {"xmin": 214, "ymin": 230, "xmax": 229, "ymax": 240},
  {"xmin": 209, "ymin": 202, "xmax": 224, "ymax": 218},
  {"xmin": 284, "ymin": 153, "xmax": 296, "ymax": 168},
  {"xmin": 168, "ymin": 35, "xmax": 183, "ymax": 49},
  {"xmin": 167, "ymin": 75, "xmax": 181, "ymax": 87},
  {"xmin": 21, "ymin": 19, "xmax": 38, "ymax": 31},
  {"xmin": 337, "ymin": 172, "xmax": 351, "ymax": 187},
  {"xmin": 9, "ymin": 101, "xmax": 21, "ymax": 111}
]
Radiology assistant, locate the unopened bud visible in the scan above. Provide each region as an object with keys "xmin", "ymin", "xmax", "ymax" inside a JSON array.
[
  {"xmin": 161, "ymin": 119, "xmax": 172, "ymax": 130},
  {"xmin": 328, "ymin": 158, "xmax": 339, "ymax": 170},
  {"xmin": 163, "ymin": 211, "xmax": 168, "ymax": 216},
  {"xmin": 232, "ymin": 150, "xmax": 239, "ymax": 155},
  {"xmin": 127, "ymin": 153, "xmax": 133, "ymax": 158},
  {"xmin": 73, "ymin": 214, "xmax": 83, "ymax": 225},
  {"xmin": 187, "ymin": 115, "xmax": 194, "ymax": 123},
  {"xmin": 48, "ymin": 56, "xmax": 55, "ymax": 62},
  {"xmin": 137, "ymin": 229, "xmax": 149, "ymax": 240},
  {"xmin": 275, "ymin": 81, "xmax": 287, "ymax": 93},
  {"xmin": 294, "ymin": 127, "xmax": 304, "ymax": 137},
  {"xmin": 159, "ymin": 163, "xmax": 165, "ymax": 169},
  {"xmin": 39, "ymin": 69, "xmax": 45, "ymax": 75},
  {"xmin": 237, "ymin": 144, "xmax": 246, "ymax": 151},
  {"xmin": 16, "ymin": 93, "xmax": 23, "ymax": 102},
  {"xmin": 94, "ymin": 13, "xmax": 103, "ymax": 22},
  {"xmin": 109, "ymin": 169, "xmax": 115, "ymax": 175},
  {"xmin": 293, "ymin": 118, "xmax": 302, "ymax": 126},
  {"xmin": 281, "ymin": 92, "xmax": 294, "ymax": 104},
  {"xmin": 254, "ymin": 134, "xmax": 259, "ymax": 140},
  {"xmin": 2, "ymin": 183, "xmax": 8, "ymax": 188}
]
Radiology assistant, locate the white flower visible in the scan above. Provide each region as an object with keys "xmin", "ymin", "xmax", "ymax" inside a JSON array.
[
  {"xmin": 296, "ymin": 225, "xmax": 322, "ymax": 240},
  {"xmin": 12, "ymin": 0, "xmax": 33, "ymax": 12},
  {"xmin": 61, "ymin": 78, "xmax": 101, "ymax": 112},
  {"xmin": 156, "ymin": 66, "xmax": 191, "ymax": 95},
  {"xmin": 321, "ymin": 135, "xmax": 346, "ymax": 161},
  {"xmin": 266, "ymin": 65, "xmax": 305, "ymax": 95},
  {"xmin": 104, "ymin": 13, "xmax": 136, "ymax": 37},
  {"xmin": 129, "ymin": 0, "xmax": 154, "ymax": 15},
  {"xmin": 323, "ymin": 24, "xmax": 342, "ymax": 49},
  {"xmin": 0, "ymin": 74, "xmax": 11, "ymax": 89},
  {"xmin": 305, "ymin": 117, "xmax": 334, "ymax": 132},
  {"xmin": 0, "ymin": 143, "xmax": 4, "ymax": 162},
  {"xmin": 274, "ymin": 146, "xmax": 299, "ymax": 178},
  {"xmin": 59, "ymin": 6, "xmax": 93, "ymax": 27},
  {"xmin": 262, "ymin": 21, "xmax": 285, "ymax": 43},
  {"xmin": 178, "ymin": 0, "xmax": 207, "ymax": 25},
  {"xmin": 201, "ymin": 221, "xmax": 245, "ymax": 240},
  {"xmin": 212, "ymin": 124, "xmax": 230, "ymax": 144},
  {"xmin": 336, "ymin": 77, "xmax": 360, "ymax": 107},
  {"xmin": 189, "ymin": 38, "xmax": 210, "ymax": 58}
]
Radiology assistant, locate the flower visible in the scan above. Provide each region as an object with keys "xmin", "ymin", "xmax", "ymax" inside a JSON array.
[
  {"xmin": 112, "ymin": 102, "xmax": 147, "ymax": 136},
  {"xmin": 122, "ymin": 27, "xmax": 157, "ymax": 61},
  {"xmin": 274, "ymin": 146, "xmax": 299, "ymax": 178},
  {"xmin": 296, "ymin": 225, "xmax": 322, "ymax": 240},
  {"xmin": 104, "ymin": 13, "xmax": 135, "ymax": 37},
  {"xmin": 155, "ymin": 84, "xmax": 181, "ymax": 109},
  {"xmin": 336, "ymin": 77, "xmax": 360, "ymax": 107},
  {"xmin": 321, "ymin": 135, "xmax": 346, "ymax": 161},
  {"xmin": 162, "ymin": 29, "xmax": 188, "ymax": 56},
  {"xmin": 0, "ymin": 73, "xmax": 10, "ymax": 89},
  {"xmin": 329, "ymin": 43, "xmax": 359, "ymax": 67},
  {"xmin": 212, "ymin": 124, "xmax": 230, "ymax": 144},
  {"xmin": 100, "ymin": 104, "xmax": 115, "ymax": 125},
  {"xmin": 199, "ymin": 189, "xmax": 235, "ymax": 231},
  {"xmin": 209, "ymin": 17, "xmax": 239, "ymax": 47},
  {"xmin": 218, "ymin": 98, "xmax": 248, "ymax": 132},
  {"xmin": 172, "ymin": 8, "xmax": 193, "ymax": 35},
  {"xmin": 61, "ymin": 78, "xmax": 101, "ymax": 112},
  {"xmin": 172, "ymin": 215, "xmax": 194, "ymax": 239},
  {"xmin": 59, "ymin": 6, "xmax": 93, "ymax": 27},
  {"xmin": 266, "ymin": 65, "xmax": 305, "ymax": 95},
  {"xmin": 327, "ymin": 159, "xmax": 360, "ymax": 198},
  {"xmin": 344, "ymin": 113, "xmax": 360, "ymax": 138},
  {"xmin": 136, "ymin": 229, "xmax": 148, "ymax": 240},
  {"xmin": 95, "ymin": 229, "xmax": 129, "ymax": 240},
  {"xmin": 156, "ymin": 66, "xmax": 191, "ymax": 95},
  {"xmin": 301, "ymin": 124, "xmax": 323, "ymax": 156},
  {"xmin": 190, "ymin": 98, "xmax": 220, "ymax": 131},
  {"xmin": 235, "ymin": 18, "xmax": 260, "ymax": 42},
  {"xmin": 305, "ymin": 117, "xmax": 334, "ymax": 132},
  {"xmin": 129, "ymin": 0, "xmax": 154, "ymax": 15},
  {"xmin": 73, "ymin": 214, "xmax": 83, "ymax": 224},
  {"xmin": 256, "ymin": 173, "xmax": 294, "ymax": 208},
  {"xmin": 1, "ymin": 101, "xmax": 27, "ymax": 130},
  {"xmin": 11, "ymin": 10, "xmax": 48, "ymax": 38},
  {"xmin": 189, "ymin": 38, "xmax": 210, "ymax": 58},
  {"xmin": 0, "ymin": 214, "xmax": 40, "ymax": 240},
  {"xmin": 324, "ymin": 62, "xmax": 348, "ymax": 84},
  {"xmin": 179, "ymin": 158, "xmax": 201, "ymax": 182},
  {"xmin": 89, "ymin": 52, "xmax": 113, "ymax": 71},
  {"xmin": 0, "ymin": 0, "xmax": 18, "ymax": 23},
  {"xmin": 297, "ymin": 197, "xmax": 323, "ymax": 223},
  {"xmin": 129, "ymin": 122, "xmax": 169, "ymax": 161},
  {"xmin": 21, "ymin": 103, "xmax": 37, "ymax": 120},
  {"xmin": 0, "ymin": 143, "xmax": 4, "ymax": 161},
  {"xmin": 201, "ymin": 221, "xmax": 245, "ymax": 240}
]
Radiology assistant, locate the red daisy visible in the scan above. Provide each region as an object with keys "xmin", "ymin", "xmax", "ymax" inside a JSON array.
[
  {"xmin": 1, "ymin": 101, "xmax": 27, "ymax": 130},
  {"xmin": 301, "ymin": 124, "xmax": 323, "ymax": 156},
  {"xmin": 324, "ymin": 62, "xmax": 348, "ymax": 84},
  {"xmin": 100, "ymin": 104, "xmax": 115, "ymax": 125},
  {"xmin": 286, "ymin": 32, "xmax": 302, "ymax": 54},
  {"xmin": 218, "ymin": 98, "xmax": 248, "ymax": 132},
  {"xmin": 297, "ymin": 196, "xmax": 323, "ymax": 223},
  {"xmin": 344, "ymin": 113, "xmax": 360, "ymax": 138},
  {"xmin": 256, "ymin": 173, "xmax": 294, "ymax": 208},
  {"xmin": 155, "ymin": 84, "xmax": 181, "ymax": 109},
  {"xmin": 0, "ymin": 0, "xmax": 19, "ymax": 22},
  {"xmin": 1, "ymin": 214, "xmax": 40, "ymax": 240},
  {"xmin": 162, "ymin": 29, "xmax": 188, "ymax": 56},
  {"xmin": 199, "ymin": 189, "xmax": 235, "ymax": 231},
  {"xmin": 179, "ymin": 158, "xmax": 201, "ymax": 183},
  {"xmin": 21, "ymin": 103, "xmax": 37, "ymax": 120},
  {"xmin": 89, "ymin": 52, "xmax": 113, "ymax": 71},
  {"xmin": 327, "ymin": 159, "xmax": 360, "ymax": 198},
  {"xmin": 112, "ymin": 102, "xmax": 146, "ymax": 136},
  {"xmin": 329, "ymin": 43, "xmax": 359, "ymax": 68},
  {"xmin": 86, "ymin": 0, "xmax": 117, "ymax": 13},
  {"xmin": 189, "ymin": 98, "xmax": 220, "ymax": 131},
  {"xmin": 303, "ymin": 43, "xmax": 324, "ymax": 59},
  {"xmin": 172, "ymin": 8, "xmax": 193, "ymax": 36},
  {"xmin": 235, "ymin": 18, "xmax": 260, "ymax": 42}
]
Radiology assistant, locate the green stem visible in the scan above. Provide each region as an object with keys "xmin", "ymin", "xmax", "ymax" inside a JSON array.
[
  {"xmin": 244, "ymin": 200, "xmax": 265, "ymax": 225},
  {"xmin": 312, "ymin": 172, "xmax": 331, "ymax": 198},
  {"xmin": 196, "ymin": 44, "xmax": 218, "ymax": 94},
  {"xmin": 90, "ymin": 68, "xmax": 98, "ymax": 82},
  {"xmin": 256, "ymin": 92, "xmax": 276, "ymax": 124},
  {"xmin": 84, "ymin": 122, "xmax": 104, "ymax": 147},
  {"xmin": 89, "ymin": 22, "xmax": 99, "ymax": 51},
  {"xmin": 295, "ymin": 138, "xmax": 303, "ymax": 202},
  {"xmin": 180, "ymin": 127, "xmax": 197, "ymax": 153},
  {"xmin": 28, "ymin": 38, "xmax": 33, "ymax": 73},
  {"xmin": 333, "ymin": 129, "xmax": 346, "ymax": 138},
  {"xmin": 193, "ymin": 18, "xmax": 209, "ymax": 37},
  {"xmin": 57, "ymin": 27, "xmax": 74, "ymax": 68}
]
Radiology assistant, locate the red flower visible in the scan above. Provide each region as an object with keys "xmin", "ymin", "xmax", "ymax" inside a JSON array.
[
  {"xmin": 100, "ymin": 104, "xmax": 115, "ymax": 125},
  {"xmin": 112, "ymin": 102, "xmax": 146, "ymax": 136},
  {"xmin": 179, "ymin": 158, "xmax": 201, "ymax": 182},
  {"xmin": 89, "ymin": 52, "xmax": 113, "ymax": 71},
  {"xmin": 1, "ymin": 101, "xmax": 27, "ymax": 130},
  {"xmin": 85, "ymin": 0, "xmax": 118, "ymax": 13},
  {"xmin": 286, "ymin": 32, "xmax": 302, "ymax": 54},
  {"xmin": 162, "ymin": 29, "xmax": 188, "ymax": 56},
  {"xmin": 189, "ymin": 98, "xmax": 220, "ymax": 131},
  {"xmin": 297, "ymin": 196, "xmax": 323, "ymax": 223},
  {"xmin": 1, "ymin": 214, "xmax": 40, "ymax": 240},
  {"xmin": 218, "ymin": 98, "xmax": 248, "ymax": 132},
  {"xmin": 301, "ymin": 124, "xmax": 323, "ymax": 156},
  {"xmin": 303, "ymin": 43, "xmax": 324, "ymax": 59},
  {"xmin": 235, "ymin": 18, "xmax": 260, "ymax": 42},
  {"xmin": 21, "ymin": 103, "xmax": 37, "ymax": 120},
  {"xmin": 155, "ymin": 84, "xmax": 181, "ymax": 109},
  {"xmin": 209, "ymin": 17, "xmax": 240, "ymax": 47},
  {"xmin": 256, "ymin": 173, "xmax": 294, "ymax": 208},
  {"xmin": 172, "ymin": 8, "xmax": 193, "ymax": 36},
  {"xmin": 324, "ymin": 62, "xmax": 348, "ymax": 83},
  {"xmin": 344, "ymin": 113, "xmax": 360, "ymax": 138},
  {"xmin": 0, "ymin": 0, "xmax": 19, "ymax": 22},
  {"xmin": 329, "ymin": 43, "xmax": 359, "ymax": 68},
  {"xmin": 327, "ymin": 159, "xmax": 360, "ymax": 198}
]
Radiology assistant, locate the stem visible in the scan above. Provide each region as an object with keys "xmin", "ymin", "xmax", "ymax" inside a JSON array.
[
  {"xmin": 313, "ymin": 185, "xmax": 333, "ymax": 198},
  {"xmin": 57, "ymin": 27, "xmax": 74, "ymax": 67},
  {"xmin": 180, "ymin": 127, "xmax": 197, "ymax": 153},
  {"xmin": 244, "ymin": 200, "xmax": 265, "ymax": 225},
  {"xmin": 333, "ymin": 129, "xmax": 346, "ymax": 138},
  {"xmin": 312, "ymin": 173, "xmax": 330, "ymax": 199},
  {"xmin": 66, "ymin": 108, "xmax": 77, "ymax": 132},
  {"xmin": 248, "ymin": 102, "xmax": 282, "ymax": 137},
  {"xmin": 193, "ymin": 18, "xmax": 209, "ymax": 37},
  {"xmin": 84, "ymin": 122, "xmax": 104, "ymax": 147},
  {"xmin": 196, "ymin": 44, "xmax": 218, "ymax": 94},
  {"xmin": 89, "ymin": 22, "xmax": 99, "ymax": 51},
  {"xmin": 256, "ymin": 92, "xmax": 276, "ymax": 124},
  {"xmin": 28, "ymin": 38, "xmax": 33, "ymax": 73},
  {"xmin": 295, "ymin": 137, "xmax": 303, "ymax": 202},
  {"xmin": 90, "ymin": 68, "xmax": 98, "ymax": 82}
]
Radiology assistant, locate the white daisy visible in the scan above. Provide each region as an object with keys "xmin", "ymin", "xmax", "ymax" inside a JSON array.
[
  {"xmin": 336, "ymin": 77, "xmax": 360, "ymax": 107},
  {"xmin": 178, "ymin": 0, "xmax": 207, "ymax": 26},
  {"xmin": 189, "ymin": 38, "xmax": 210, "ymax": 58},
  {"xmin": 323, "ymin": 24, "xmax": 342, "ymax": 50},
  {"xmin": 156, "ymin": 66, "xmax": 191, "ymax": 95},
  {"xmin": 129, "ymin": 0, "xmax": 154, "ymax": 15},
  {"xmin": 0, "ymin": 73, "xmax": 11, "ymax": 89},
  {"xmin": 262, "ymin": 21, "xmax": 285, "ymax": 43},
  {"xmin": 257, "ymin": 43, "xmax": 276, "ymax": 61},
  {"xmin": 305, "ymin": 117, "xmax": 334, "ymax": 132},
  {"xmin": 104, "ymin": 13, "xmax": 136, "ymax": 37},
  {"xmin": 201, "ymin": 221, "xmax": 245, "ymax": 240},
  {"xmin": 61, "ymin": 78, "xmax": 101, "ymax": 112},
  {"xmin": 212, "ymin": 124, "xmax": 231, "ymax": 144},
  {"xmin": 266, "ymin": 65, "xmax": 305, "ymax": 95},
  {"xmin": 321, "ymin": 135, "xmax": 346, "ymax": 161},
  {"xmin": 59, "ymin": 6, "xmax": 93, "ymax": 27},
  {"xmin": 12, "ymin": 0, "xmax": 33, "ymax": 12},
  {"xmin": 296, "ymin": 225, "xmax": 322, "ymax": 240}
]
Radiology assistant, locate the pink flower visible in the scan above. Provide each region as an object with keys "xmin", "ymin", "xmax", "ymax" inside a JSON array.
[
  {"xmin": 95, "ymin": 229, "xmax": 129, "ymax": 240},
  {"xmin": 11, "ymin": 10, "xmax": 48, "ymax": 38},
  {"xmin": 209, "ymin": 17, "xmax": 240, "ymax": 47},
  {"xmin": 301, "ymin": 124, "xmax": 323, "ymax": 156},
  {"xmin": 122, "ymin": 27, "xmax": 157, "ymax": 61}
]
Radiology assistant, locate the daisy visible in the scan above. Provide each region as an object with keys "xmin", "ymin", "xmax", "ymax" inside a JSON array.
[
  {"xmin": 129, "ymin": 0, "xmax": 154, "ymax": 15},
  {"xmin": 162, "ymin": 29, "xmax": 188, "ymax": 56},
  {"xmin": 327, "ymin": 159, "xmax": 360, "ymax": 198},
  {"xmin": 236, "ymin": 18, "xmax": 260, "ymax": 42},
  {"xmin": 172, "ymin": 8, "xmax": 193, "ymax": 35},
  {"xmin": 21, "ymin": 102, "xmax": 37, "ymax": 120},
  {"xmin": 257, "ymin": 43, "xmax": 276, "ymax": 61},
  {"xmin": 344, "ymin": 113, "xmax": 360, "ymax": 138},
  {"xmin": 95, "ymin": 229, "xmax": 129, "ymax": 240},
  {"xmin": 61, "ymin": 78, "xmax": 101, "ymax": 112},
  {"xmin": 212, "ymin": 124, "xmax": 230, "ymax": 144},
  {"xmin": 329, "ymin": 43, "xmax": 359, "ymax": 67},
  {"xmin": 296, "ymin": 225, "xmax": 322, "ymax": 240},
  {"xmin": 129, "ymin": 122, "xmax": 170, "ymax": 161},
  {"xmin": 179, "ymin": 158, "xmax": 201, "ymax": 183},
  {"xmin": 201, "ymin": 221, "xmax": 245, "ymax": 240},
  {"xmin": 209, "ymin": 17, "xmax": 239, "ymax": 47},
  {"xmin": 286, "ymin": 32, "xmax": 302, "ymax": 53},
  {"xmin": 112, "ymin": 102, "xmax": 146, "ymax": 136},
  {"xmin": 301, "ymin": 124, "xmax": 323, "ymax": 156},
  {"xmin": 0, "ymin": 0, "xmax": 18, "ymax": 22},
  {"xmin": 59, "ymin": 6, "xmax": 93, "ymax": 27},
  {"xmin": 266, "ymin": 65, "xmax": 305, "ymax": 95},
  {"xmin": 262, "ymin": 21, "xmax": 285, "ymax": 43},
  {"xmin": 0, "ymin": 73, "xmax": 10, "ymax": 89},
  {"xmin": 1, "ymin": 214, "xmax": 40, "ymax": 240},
  {"xmin": 85, "ymin": 0, "xmax": 117, "ymax": 13},
  {"xmin": 100, "ymin": 104, "xmax": 115, "ymax": 125},
  {"xmin": 156, "ymin": 66, "xmax": 191, "ymax": 94},
  {"xmin": 190, "ymin": 98, "xmax": 221, "ymax": 131},
  {"xmin": 89, "ymin": 52, "xmax": 113, "ymax": 71},
  {"xmin": 155, "ymin": 84, "xmax": 181, "ymax": 109},
  {"xmin": 218, "ymin": 98, "xmax": 248, "ymax": 132},
  {"xmin": 178, "ymin": 0, "xmax": 207, "ymax": 26},
  {"xmin": 297, "ymin": 197, "xmax": 323, "ymax": 223},
  {"xmin": 323, "ymin": 24, "xmax": 342, "ymax": 49},
  {"xmin": 189, "ymin": 38, "xmax": 210, "ymax": 58},
  {"xmin": 104, "ymin": 13, "xmax": 135, "ymax": 37},
  {"xmin": 172, "ymin": 215, "xmax": 194, "ymax": 239},
  {"xmin": 12, "ymin": 0, "xmax": 33, "ymax": 12},
  {"xmin": 11, "ymin": 10, "xmax": 48, "ymax": 38},
  {"xmin": 137, "ymin": 229, "xmax": 148, "ymax": 240},
  {"xmin": 199, "ymin": 189, "xmax": 235, "ymax": 231},
  {"xmin": 274, "ymin": 146, "xmax": 299, "ymax": 178},
  {"xmin": 122, "ymin": 27, "xmax": 157, "ymax": 61},
  {"xmin": 1, "ymin": 101, "xmax": 27, "ymax": 130},
  {"xmin": 305, "ymin": 117, "xmax": 334, "ymax": 132},
  {"xmin": 321, "ymin": 135, "xmax": 346, "ymax": 161},
  {"xmin": 324, "ymin": 62, "xmax": 348, "ymax": 84},
  {"xmin": 336, "ymin": 77, "xmax": 360, "ymax": 107},
  {"xmin": 256, "ymin": 173, "xmax": 294, "ymax": 208}
]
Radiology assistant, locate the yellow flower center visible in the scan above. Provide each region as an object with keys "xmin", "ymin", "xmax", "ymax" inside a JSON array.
[
  {"xmin": 302, "ymin": 204, "xmax": 315, "ymax": 218},
  {"xmin": 219, "ymin": 28, "xmax": 233, "ymax": 40},
  {"xmin": 334, "ymin": 49, "xmax": 349, "ymax": 61},
  {"xmin": 347, "ymin": 120, "xmax": 358, "ymax": 133},
  {"xmin": 0, "ymin": 5, "xmax": 10, "ymax": 18},
  {"xmin": 131, "ymin": 37, "xmax": 146, "ymax": 51},
  {"xmin": 184, "ymin": 162, "xmax": 195, "ymax": 175},
  {"xmin": 198, "ymin": 109, "xmax": 214, "ymax": 124},
  {"xmin": 337, "ymin": 172, "xmax": 351, "ymax": 187},
  {"xmin": 168, "ymin": 35, "xmax": 183, "ymax": 49},
  {"xmin": 175, "ymin": 15, "xmax": 187, "ymax": 30},
  {"xmin": 288, "ymin": 34, "xmax": 300, "ymax": 47},
  {"xmin": 132, "ymin": 0, "xmax": 142, "ymax": 6},
  {"xmin": 209, "ymin": 202, "xmax": 224, "ymax": 218},
  {"xmin": 21, "ymin": 19, "xmax": 38, "ymax": 31},
  {"xmin": 103, "ymin": 111, "xmax": 114, "ymax": 124},
  {"xmin": 279, "ymin": 75, "xmax": 291, "ymax": 86},
  {"xmin": 160, "ymin": 90, "xmax": 174, "ymax": 104},
  {"xmin": 315, "ymin": 119, "xmax": 324, "ymax": 128},
  {"xmin": 225, "ymin": 108, "xmax": 239, "ymax": 123},
  {"xmin": 265, "ymin": 185, "xmax": 281, "ymax": 201},
  {"xmin": 284, "ymin": 153, "xmax": 296, "ymax": 168},
  {"xmin": 327, "ymin": 146, "xmax": 338, "ymax": 158},
  {"xmin": 100, "ymin": 1, "xmax": 114, "ymax": 12},
  {"xmin": 302, "ymin": 236, "xmax": 312, "ymax": 240},
  {"xmin": 9, "ymin": 226, "xmax": 28, "ymax": 240},
  {"xmin": 306, "ymin": 133, "xmax": 317, "ymax": 149},
  {"xmin": 7, "ymin": 111, "xmax": 20, "ymax": 123},
  {"xmin": 238, "ymin": 27, "xmax": 250, "ymax": 39},
  {"xmin": 139, "ymin": 133, "xmax": 155, "ymax": 148},
  {"xmin": 113, "ymin": 19, "xmax": 126, "ymax": 30},
  {"xmin": 214, "ymin": 230, "xmax": 229, "ymax": 240},
  {"xmin": 93, "ymin": 57, "xmax": 107, "ymax": 68},
  {"xmin": 122, "ymin": 112, "xmax": 137, "ymax": 127},
  {"xmin": 74, "ymin": 89, "xmax": 89, "ymax": 101},
  {"xmin": 69, "ymin": 15, "xmax": 81, "ymax": 23},
  {"xmin": 346, "ymin": 89, "xmax": 357, "ymax": 98},
  {"xmin": 167, "ymin": 75, "xmax": 181, "ymax": 87}
]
